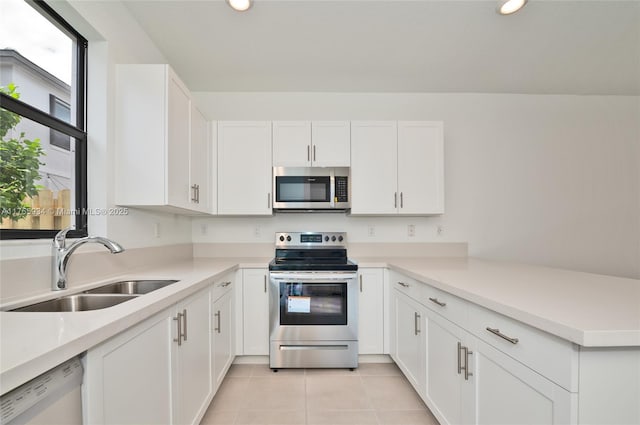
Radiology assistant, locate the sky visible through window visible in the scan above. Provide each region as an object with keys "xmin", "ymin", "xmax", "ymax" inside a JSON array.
[{"xmin": 0, "ymin": 0, "xmax": 72, "ymax": 85}]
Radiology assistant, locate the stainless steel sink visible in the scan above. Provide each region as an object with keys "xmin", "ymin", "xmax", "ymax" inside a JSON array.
[
  {"xmin": 11, "ymin": 294, "xmax": 139, "ymax": 312},
  {"xmin": 83, "ymin": 279, "xmax": 179, "ymax": 295}
]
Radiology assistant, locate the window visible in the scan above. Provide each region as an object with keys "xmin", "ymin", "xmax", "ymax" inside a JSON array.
[
  {"xmin": 0, "ymin": 0, "xmax": 87, "ymax": 239},
  {"xmin": 50, "ymin": 95, "xmax": 71, "ymax": 150}
]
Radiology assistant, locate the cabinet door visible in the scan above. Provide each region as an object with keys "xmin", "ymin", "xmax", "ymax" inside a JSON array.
[
  {"xmin": 358, "ymin": 268, "xmax": 384, "ymax": 354},
  {"xmin": 189, "ymin": 106, "xmax": 210, "ymax": 213},
  {"xmin": 469, "ymin": 339, "xmax": 574, "ymax": 425},
  {"xmin": 166, "ymin": 71, "xmax": 192, "ymax": 210},
  {"xmin": 272, "ymin": 121, "xmax": 311, "ymax": 167},
  {"xmin": 397, "ymin": 121, "xmax": 444, "ymax": 215},
  {"xmin": 213, "ymin": 290, "xmax": 234, "ymax": 391},
  {"xmin": 311, "ymin": 121, "xmax": 350, "ymax": 167},
  {"xmin": 242, "ymin": 269, "xmax": 270, "ymax": 355},
  {"xmin": 392, "ymin": 290, "xmax": 426, "ymax": 395},
  {"xmin": 175, "ymin": 289, "xmax": 212, "ymax": 425},
  {"xmin": 217, "ymin": 121, "xmax": 272, "ymax": 215},
  {"xmin": 83, "ymin": 311, "xmax": 173, "ymax": 425},
  {"xmin": 425, "ymin": 309, "xmax": 468, "ymax": 425},
  {"xmin": 350, "ymin": 121, "xmax": 398, "ymax": 215}
]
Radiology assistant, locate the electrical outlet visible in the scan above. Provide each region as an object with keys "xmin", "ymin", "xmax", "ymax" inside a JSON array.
[
  {"xmin": 437, "ymin": 225, "xmax": 444, "ymax": 236},
  {"xmin": 201, "ymin": 224, "xmax": 207, "ymax": 235},
  {"xmin": 254, "ymin": 225, "xmax": 261, "ymax": 237},
  {"xmin": 153, "ymin": 222, "xmax": 160, "ymax": 238},
  {"xmin": 408, "ymin": 224, "xmax": 415, "ymax": 237},
  {"xmin": 367, "ymin": 225, "xmax": 375, "ymax": 237}
]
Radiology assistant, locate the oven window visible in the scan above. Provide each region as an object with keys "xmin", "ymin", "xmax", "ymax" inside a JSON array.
[
  {"xmin": 275, "ymin": 176, "xmax": 331, "ymax": 202},
  {"xmin": 279, "ymin": 282, "xmax": 347, "ymax": 325}
]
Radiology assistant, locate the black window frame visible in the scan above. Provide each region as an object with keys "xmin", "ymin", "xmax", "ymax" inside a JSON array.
[{"xmin": 0, "ymin": 0, "xmax": 88, "ymax": 240}]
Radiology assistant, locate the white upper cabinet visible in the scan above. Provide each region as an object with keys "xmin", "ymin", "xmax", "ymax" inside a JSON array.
[
  {"xmin": 350, "ymin": 121, "xmax": 399, "ymax": 215},
  {"xmin": 351, "ymin": 121, "xmax": 444, "ymax": 216},
  {"xmin": 189, "ymin": 106, "xmax": 210, "ymax": 213},
  {"xmin": 114, "ymin": 64, "xmax": 211, "ymax": 214},
  {"xmin": 217, "ymin": 121, "xmax": 273, "ymax": 215},
  {"xmin": 273, "ymin": 121, "xmax": 350, "ymax": 167},
  {"xmin": 397, "ymin": 121, "xmax": 444, "ymax": 215}
]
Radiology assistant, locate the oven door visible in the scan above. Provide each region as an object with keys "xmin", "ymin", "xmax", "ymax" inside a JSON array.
[{"xmin": 269, "ymin": 271, "xmax": 358, "ymax": 342}]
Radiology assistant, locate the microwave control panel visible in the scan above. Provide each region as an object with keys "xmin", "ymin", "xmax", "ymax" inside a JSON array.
[{"xmin": 334, "ymin": 176, "xmax": 349, "ymax": 202}]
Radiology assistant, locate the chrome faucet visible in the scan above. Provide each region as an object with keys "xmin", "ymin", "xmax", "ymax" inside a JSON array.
[{"xmin": 52, "ymin": 227, "xmax": 125, "ymax": 291}]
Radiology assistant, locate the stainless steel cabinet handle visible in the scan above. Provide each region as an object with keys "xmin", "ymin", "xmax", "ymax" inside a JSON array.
[
  {"xmin": 182, "ymin": 308, "xmax": 187, "ymax": 342},
  {"xmin": 394, "ymin": 192, "xmax": 397, "ymax": 208},
  {"xmin": 457, "ymin": 342, "xmax": 463, "ymax": 374},
  {"xmin": 397, "ymin": 281, "xmax": 410, "ymax": 288},
  {"xmin": 486, "ymin": 327, "xmax": 519, "ymax": 344},
  {"xmin": 220, "ymin": 281, "xmax": 232, "ymax": 287},
  {"xmin": 307, "ymin": 145, "xmax": 310, "ymax": 162},
  {"xmin": 191, "ymin": 185, "xmax": 197, "ymax": 203},
  {"xmin": 400, "ymin": 192, "xmax": 404, "ymax": 208},
  {"xmin": 173, "ymin": 312, "xmax": 183, "ymax": 346},
  {"xmin": 268, "ymin": 193, "xmax": 271, "ymax": 209},
  {"xmin": 414, "ymin": 312, "xmax": 421, "ymax": 335},
  {"xmin": 196, "ymin": 184, "xmax": 200, "ymax": 203},
  {"xmin": 429, "ymin": 297, "xmax": 446, "ymax": 307},
  {"xmin": 359, "ymin": 274, "xmax": 363, "ymax": 292},
  {"xmin": 464, "ymin": 346, "xmax": 473, "ymax": 380},
  {"xmin": 214, "ymin": 310, "xmax": 221, "ymax": 333},
  {"xmin": 264, "ymin": 275, "xmax": 267, "ymax": 293},
  {"xmin": 313, "ymin": 145, "xmax": 316, "ymax": 162}
]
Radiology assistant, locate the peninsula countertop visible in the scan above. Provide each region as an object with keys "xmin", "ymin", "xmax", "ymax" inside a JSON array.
[{"xmin": 2, "ymin": 255, "xmax": 639, "ymax": 395}]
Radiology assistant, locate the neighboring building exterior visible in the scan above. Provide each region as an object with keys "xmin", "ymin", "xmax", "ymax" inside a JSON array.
[{"xmin": 0, "ymin": 48, "xmax": 75, "ymax": 200}]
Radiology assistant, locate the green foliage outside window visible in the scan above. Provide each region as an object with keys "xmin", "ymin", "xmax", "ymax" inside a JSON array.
[{"xmin": 0, "ymin": 84, "xmax": 45, "ymax": 221}]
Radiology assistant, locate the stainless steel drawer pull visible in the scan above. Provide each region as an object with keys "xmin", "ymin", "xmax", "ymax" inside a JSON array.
[
  {"xmin": 463, "ymin": 346, "xmax": 473, "ymax": 380},
  {"xmin": 264, "ymin": 275, "xmax": 267, "ymax": 293},
  {"xmin": 359, "ymin": 275, "xmax": 363, "ymax": 292},
  {"xmin": 429, "ymin": 297, "xmax": 446, "ymax": 307},
  {"xmin": 214, "ymin": 310, "xmax": 221, "ymax": 333},
  {"xmin": 457, "ymin": 341, "xmax": 462, "ymax": 374},
  {"xmin": 220, "ymin": 281, "xmax": 232, "ymax": 287},
  {"xmin": 486, "ymin": 327, "xmax": 519, "ymax": 344},
  {"xmin": 414, "ymin": 312, "xmax": 421, "ymax": 335},
  {"xmin": 397, "ymin": 281, "xmax": 410, "ymax": 288}
]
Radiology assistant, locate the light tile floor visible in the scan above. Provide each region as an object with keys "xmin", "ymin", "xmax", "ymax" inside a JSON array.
[{"xmin": 200, "ymin": 363, "xmax": 440, "ymax": 425}]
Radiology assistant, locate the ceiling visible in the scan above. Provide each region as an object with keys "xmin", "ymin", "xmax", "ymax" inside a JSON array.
[{"xmin": 122, "ymin": 0, "xmax": 640, "ymax": 95}]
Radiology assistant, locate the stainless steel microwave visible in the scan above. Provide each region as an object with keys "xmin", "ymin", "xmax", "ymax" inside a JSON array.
[{"xmin": 272, "ymin": 167, "xmax": 351, "ymax": 211}]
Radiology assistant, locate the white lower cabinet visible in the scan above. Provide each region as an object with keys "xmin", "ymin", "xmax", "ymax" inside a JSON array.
[
  {"xmin": 425, "ymin": 309, "xmax": 473, "ymax": 425},
  {"xmin": 212, "ymin": 276, "xmax": 235, "ymax": 392},
  {"xmin": 358, "ymin": 268, "xmax": 384, "ymax": 354},
  {"xmin": 242, "ymin": 268, "xmax": 269, "ymax": 355},
  {"xmin": 83, "ymin": 287, "xmax": 212, "ymax": 425},
  {"xmin": 391, "ymin": 290, "xmax": 427, "ymax": 395}
]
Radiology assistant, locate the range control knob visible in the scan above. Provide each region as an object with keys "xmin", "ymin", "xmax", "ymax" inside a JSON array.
[
  {"xmin": 279, "ymin": 235, "xmax": 285, "ymax": 242},
  {"xmin": 331, "ymin": 235, "xmax": 337, "ymax": 242},
  {"xmin": 338, "ymin": 235, "xmax": 344, "ymax": 242},
  {"xmin": 286, "ymin": 235, "xmax": 292, "ymax": 242},
  {"xmin": 324, "ymin": 236, "xmax": 330, "ymax": 242}
]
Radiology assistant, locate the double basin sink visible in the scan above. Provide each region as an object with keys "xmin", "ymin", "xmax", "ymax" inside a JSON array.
[{"xmin": 11, "ymin": 280, "xmax": 179, "ymax": 312}]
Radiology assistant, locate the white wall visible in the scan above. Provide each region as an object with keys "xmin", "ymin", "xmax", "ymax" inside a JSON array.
[{"xmin": 192, "ymin": 92, "xmax": 640, "ymax": 279}]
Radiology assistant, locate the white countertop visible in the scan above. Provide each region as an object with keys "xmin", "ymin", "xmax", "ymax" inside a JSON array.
[{"xmin": 1, "ymin": 255, "xmax": 639, "ymax": 395}]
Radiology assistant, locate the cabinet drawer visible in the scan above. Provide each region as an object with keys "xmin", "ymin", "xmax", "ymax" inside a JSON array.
[
  {"xmin": 212, "ymin": 272, "xmax": 234, "ymax": 301},
  {"xmin": 420, "ymin": 283, "xmax": 468, "ymax": 328},
  {"xmin": 389, "ymin": 271, "xmax": 423, "ymax": 301},
  {"xmin": 467, "ymin": 303, "xmax": 578, "ymax": 391}
]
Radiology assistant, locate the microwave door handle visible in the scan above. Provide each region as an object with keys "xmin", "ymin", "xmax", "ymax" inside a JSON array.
[{"xmin": 329, "ymin": 173, "xmax": 335, "ymax": 207}]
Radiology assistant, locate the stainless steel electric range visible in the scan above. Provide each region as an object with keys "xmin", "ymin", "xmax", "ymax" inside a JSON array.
[{"xmin": 268, "ymin": 232, "xmax": 358, "ymax": 369}]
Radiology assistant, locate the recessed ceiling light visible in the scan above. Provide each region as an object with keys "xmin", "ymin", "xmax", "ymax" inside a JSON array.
[
  {"xmin": 227, "ymin": 0, "xmax": 252, "ymax": 12},
  {"xmin": 497, "ymin": 0, "xmax": 528, "ymax": 15}
]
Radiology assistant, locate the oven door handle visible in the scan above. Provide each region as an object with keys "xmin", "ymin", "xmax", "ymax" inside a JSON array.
[
  {"xmin": 279, "ymin": 345, "xmax": 349, "ymax": 351},
  {"xmin": 269, "ymin": 272, "xmax": 357, "ymax": 282}
]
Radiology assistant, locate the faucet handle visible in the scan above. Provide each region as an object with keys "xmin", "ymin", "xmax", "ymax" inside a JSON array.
[{"xmin": 53, "ymin": 227, "xmax": 75, "ymax": 249}]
